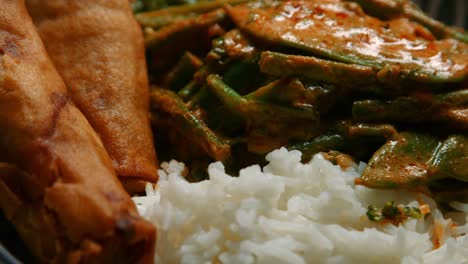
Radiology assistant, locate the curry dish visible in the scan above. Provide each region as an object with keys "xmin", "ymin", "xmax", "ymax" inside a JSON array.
[{"xmin": 140, "ymin": 0, "xmax": 467, "ymax": 200}]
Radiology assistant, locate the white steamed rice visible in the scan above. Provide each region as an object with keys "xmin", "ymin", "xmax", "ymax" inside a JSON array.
[{"xmin": 133, "ymin": 148, "xmax": 468, "ymax": 264}]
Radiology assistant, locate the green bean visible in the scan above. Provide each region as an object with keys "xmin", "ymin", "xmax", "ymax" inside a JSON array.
[
  {"xmin": 359, "ymin": 132, "xmax": 468, "ymax": 190},
  {"xmin": 287, "ymin": 134, "xmax": 345, "ymax": 160},
  {"xmin": 145, "ymin": 9, "xmax": 226, "ymax": 47},
  {"xmin": 353, "ymin": 90, "xmax": 468, "ymax": 126},
  {"xmin": 151, "ymin": 87, "xmax": 231, "ymax": 161},
  {"xmin": 136, "ymin": 0, "xmax": 251, "ymax": 19},
  {"xmin": 346, "ymin": 0, "xmax": 468, "ymax": 42},
  {"xmin": 259, "ymin": 51, "xmax": 377, "ymax": 87},
  {"xmin": 165, "ymin": 51, "xmax": 203, "ymax": 91}
]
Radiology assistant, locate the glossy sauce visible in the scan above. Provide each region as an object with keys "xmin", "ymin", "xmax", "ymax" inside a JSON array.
[{"xmin": 227, "ymin": 0, "xmax": 468, "ymax": 81}]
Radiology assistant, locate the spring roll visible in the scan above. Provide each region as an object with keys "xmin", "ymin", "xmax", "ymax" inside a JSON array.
[
  {"xmin": 0, "ymin": 1, "xmax": 155, "ymax": 262},
  {"xmin": 25, "ymin": 0, "xmax": 158, "ymax": 184}
]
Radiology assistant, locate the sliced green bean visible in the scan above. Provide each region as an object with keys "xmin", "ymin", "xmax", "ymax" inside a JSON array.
[
  {"xmin": 206, "ymin": 74, "xmax": 320, "ymax": 154},
  {"xmin": 206, "ymin": 74, "xmax": 247, "ymax": 114},
  {"xmin": 178, "ymin": 80, "xmax": 200, "ymax": 101},
  {"xmin": 359, "ymin": 132, "xmax": 468, "ymax": 190},
  {"xmin": 353, "ymin": 90, "xmax": 468, "ymax": 124},
  {"xmin": 429, "ymin": 135, "xmax": 468, "ymax": 182},
  {"xmin": 206, "ymin": 74, "xmax": 318, "ymax": 121},
  {"xmin": 145, "ymin": 9, "xmax": 226, "ymax": 47},
  {"xmin": 287, "ymin": 134, "xmax": 346, "ymax": 160},
  {"xmin": 346, "ymin": 0, "xmax": 468, "ymax": 42},
  {"xmin": 137, "ymin": 0, "xmax": 251, "ymax": 19},
  {"xmin": 151, "ymin": 88, "xmax": 231, "ymax": 161},
  {"xmin": 138, "ymin": 14, "xmax": 198, "ymax": 29},
  {"xmin": 259, "ymin": 51, "xmax": 377, "ymax": 87},
  {"xmin": 165, "ymin": 51, "xmax": 203, "ymax": 91},
  {"xmin": 245, "ymin": 79, "xmax": 287, "ymax": 101},
  {"xmin": 347, "ymin": 123, "xmax": 398, "ymax": 140},
  {"xmin": 359, "ymin": 132, "xmax": 441, "ymax": 189}
]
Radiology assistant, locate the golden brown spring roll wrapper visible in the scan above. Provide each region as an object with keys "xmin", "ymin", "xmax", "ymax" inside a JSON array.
[
  {"xmin": 25, "ymin": 0, "xmax": 158, "ymax": 183},
  {"xmin": 0, "ymin": 1, "xmax": 155, "ymax": 262}
]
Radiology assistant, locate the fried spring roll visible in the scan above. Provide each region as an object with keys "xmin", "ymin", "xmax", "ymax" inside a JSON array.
[
  {"xmin": 25, "ymin": 0, "xmax": 158, "ymax": 184},
  {"xmin": 0, "ymin": 1, "xmax": 155, "ymax": 262}
]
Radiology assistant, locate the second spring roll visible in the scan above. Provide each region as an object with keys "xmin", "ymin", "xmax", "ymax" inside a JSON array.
[
  {"xmin": 25, "ymin": 0, "xmax": 159, "ymax": 184},
  {"xmin": 0, "ymin": 1, "xmax": 155, "ymax": 262}
]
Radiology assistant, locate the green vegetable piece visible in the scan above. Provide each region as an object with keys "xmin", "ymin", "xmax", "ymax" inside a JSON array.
[
  {"xmin": 132, "ymin": 0, "xmax": 145, "ymax": 13},
  {"xmin": 352, "ymin": 90, "xmax": 468, "ymax": 126},
  {"xmin": 403, "ymin": 206, "xmax": 422, "ymax": 219},
  {"xmin": 165, "ymin": 51, "xmax": 203, "ymax": 91},
  {"xmin": 206, "ymin": 74, "xmax": 320, "ymax": 154},
  {"xmin": 353, "ymin": 98, "xmax": 423, "ymax": 123},
  {"xmin": 382, "ymin": 201, "xmax": 401, "ymax": 218},
  {"xmin": 367, "ymin": 201, "xmax": 422, "ymax": 223},
  {"xmin": 222, "ymin": 60, "xmax": 261, "ymax": 95},
  {"xmin": 346, "ymin": 123, "xmax": 398, "ymax": 140},
  {"xmin": 406, "ymin": 6, "xmax": 468, "ymax": 43},
  {"xmin": 145, "ymin": 9, "xmax": 226, "ymax": 47},
  {"xmin": 178, "ymin": 80, "xmax": 200, "ymax": 101},
  {"xmin": 259, "ymin": 51, "xmax": 377, "ymax": 87},
  {"xmin": 360, "ymin": 132, "xmax": 468, "ymax": 190},
  {"xmin": 359, "ymin": 132, "xmax": 441, "ymax": 189},
  {"xmin": 151, "ymin": 87, "xmax": 231, "ymax": 161},
  {"xmin": 440, "ymin": 89, "xmax": 468, "ymax": 106},
  {"xmin": 136, "ymin": 0, "xmax": 251, "ymax": 20},
  {"xmin": 243, "ymin": 76, "xmax": 339, "ymax": 114},
  {"xmin": 186, "ymin": 84, "xmax": 218, "ymax": 110},
  {"xmin": 287, "ymin": 134, "xmax": 345, "ymax": 159},
  {"xmin": 183, "ymin": 64, "xmax": 220, "ymax": 107},
  {"xmin": 142, "ymin": 0, "xmax": 168, "ymax": 11},
  {"xmin": 346, "ymin": 0, "xmax": 468, "ymax": 42},
  {"xmin": 367, "ymin": 205, "xmax": 384, "ymax": 222},
  {"xmin": 226, "ymin": 1, "xmax": 468, "ymax": 83},
  {"xmin": 206, "ymin": 74, "xmax": 319, "ymax": 121},
  {"xmin": 206, "ymin": 74, "xmax": 246, "ymax": 113},
  {"xmin": 429, "ymin": 135, "xmax": 468, "ymax": 182},
  {"xmin": 133, "ymin": 0, "xmax": 175, "ymax": 13},
  {"xmin": 138, "ymin": 14, "xmax": 198, "ymax": 29},
  {"xmin": 245, "ymin": 79, "xmax": 286, "ymax": 101}
]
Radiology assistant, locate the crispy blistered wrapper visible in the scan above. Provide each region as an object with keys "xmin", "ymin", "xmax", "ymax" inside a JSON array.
[
  {"xmin": 26, "ymin": 0, "xmax": 159, "ymax": 184},
  {"xmin": 0, "ymin": 1, "xmax": 155, "ymax": 262}
]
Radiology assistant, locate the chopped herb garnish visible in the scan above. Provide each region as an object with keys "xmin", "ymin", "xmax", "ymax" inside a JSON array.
[
  {"xmin": 382, "ymin": 201, "xmax": 401, "ymax": 218},
  {"xmin": 404, "ymin": 206, "xmax": 422, "ymax": 219},
  {"xmin": 366, "ymin": 205, "xmax": 384, "ymax": 222},
  {"xmin": 366, "ymin": 201, "xmax": 425, "ymax": 224}
]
